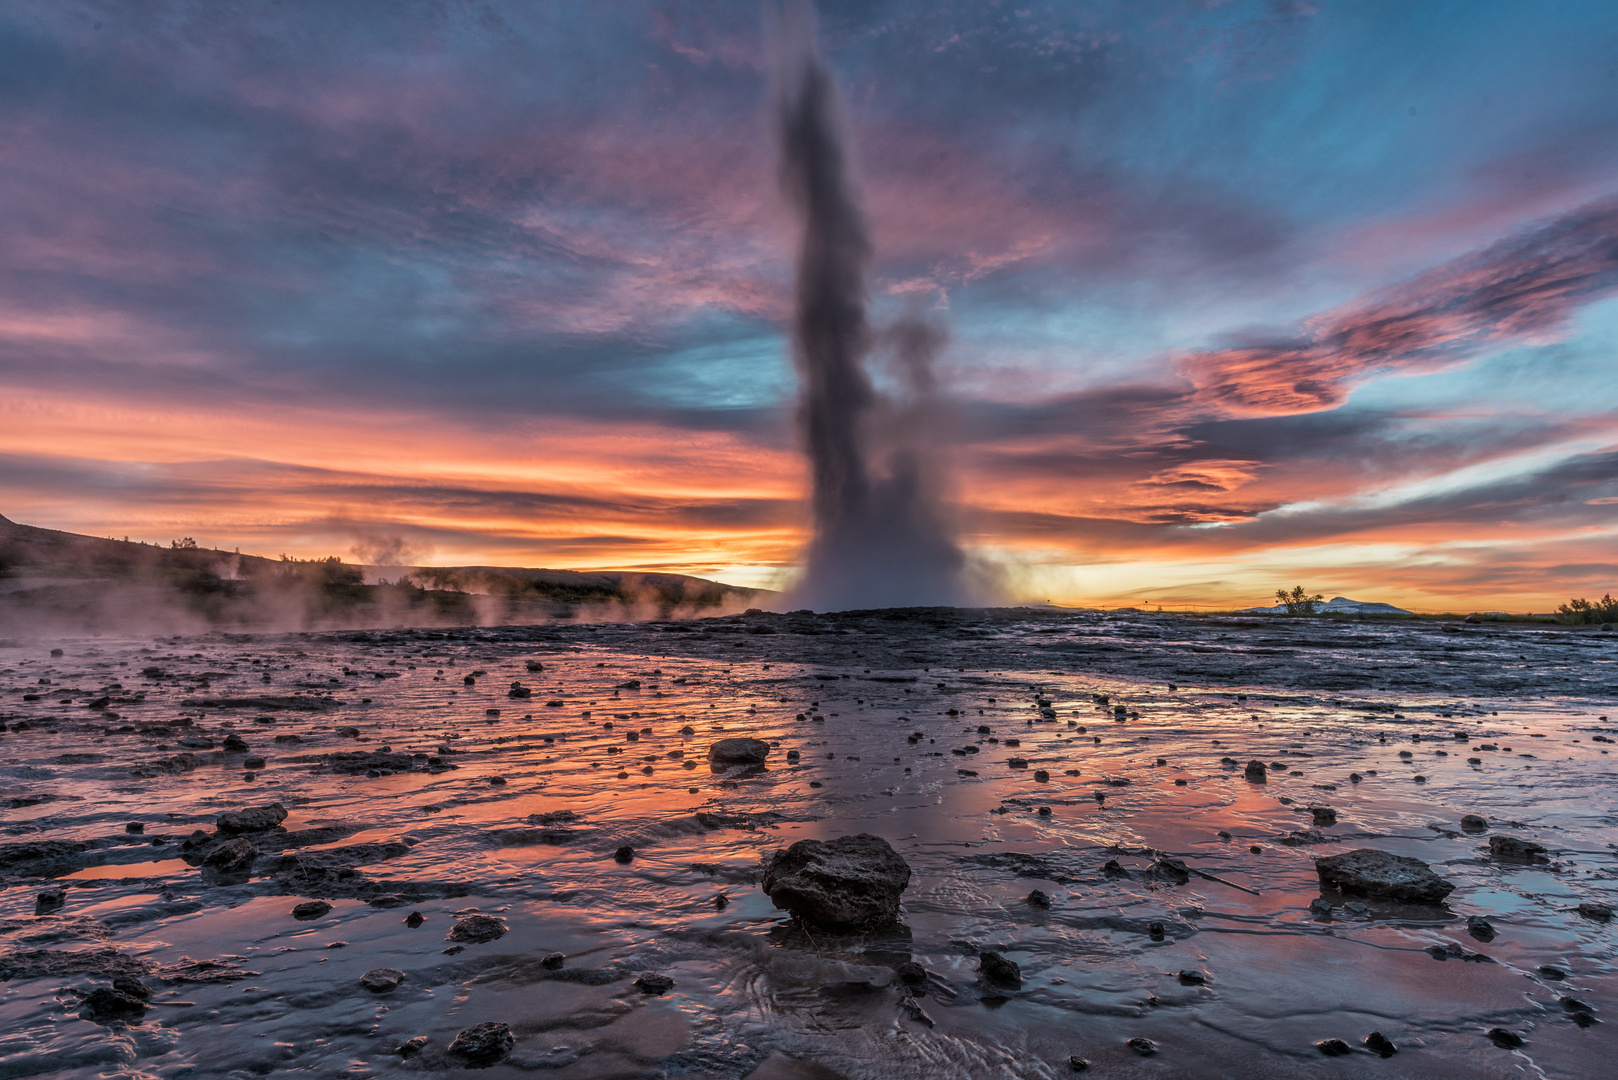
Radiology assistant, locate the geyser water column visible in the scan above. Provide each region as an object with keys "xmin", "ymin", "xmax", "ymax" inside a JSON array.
[{"xmin": 773, "ymin": 3, "xmax": 970, "ymax": 612}]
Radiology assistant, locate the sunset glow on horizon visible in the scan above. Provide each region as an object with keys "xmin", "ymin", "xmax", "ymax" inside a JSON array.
[{"xmin": 2, "ymin": 2, "xmax": 1616, "ymax": 613}]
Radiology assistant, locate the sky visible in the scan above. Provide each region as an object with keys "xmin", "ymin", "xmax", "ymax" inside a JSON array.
[{"xmin": 1, "ymin": 0, "xmax": 1615, "ymax": 612}]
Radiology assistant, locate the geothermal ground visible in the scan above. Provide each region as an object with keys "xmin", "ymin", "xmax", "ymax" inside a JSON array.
[{"xmin": 1, "ymin": 607, "xmax": 1615, "ymax": 1079}]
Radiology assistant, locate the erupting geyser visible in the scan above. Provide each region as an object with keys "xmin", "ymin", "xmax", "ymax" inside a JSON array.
[{"xmin": 773, "ymin": 2, "xmax": 975, "ymax": 612}]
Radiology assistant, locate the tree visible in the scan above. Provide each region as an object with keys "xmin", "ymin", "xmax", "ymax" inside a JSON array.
[
  {"xmin": 170, "ymin": 537, "xmax": 197, "ymax": 549},
  {"xmin": 1276, "ymin": 585, "xmax": 1324, "ymax": 615},
  {"xmin": 1556, "ymin": 593, "xmax": 1618, "ymax": 624}
]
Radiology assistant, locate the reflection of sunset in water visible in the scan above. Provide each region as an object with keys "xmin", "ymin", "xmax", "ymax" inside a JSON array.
[{"xmin": 2, "ymin": 610, "xmax": 1612, "ymax": 1076}]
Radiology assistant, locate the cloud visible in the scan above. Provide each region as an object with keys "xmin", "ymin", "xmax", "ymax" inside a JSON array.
[{"xmin": 1183, "ymin": 198, "xmax": 1618, "ymax": 414}]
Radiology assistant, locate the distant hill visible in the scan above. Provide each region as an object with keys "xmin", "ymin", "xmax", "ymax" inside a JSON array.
[
  {"xmin": 1238, "ymin": 595, "xmax": 1412, "ymax": 615},
  {"xmin": 0, "ymin": 514, "xmax": 764, "ymax": 634}
]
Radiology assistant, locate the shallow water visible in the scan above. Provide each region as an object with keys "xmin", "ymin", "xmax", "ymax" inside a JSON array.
[{"xmin": 2, "ymin": 608, "xmax": 1615, "ymax": 1079}]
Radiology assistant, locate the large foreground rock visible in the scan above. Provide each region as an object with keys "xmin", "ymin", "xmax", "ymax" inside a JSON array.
[
  {"xmin": 708, "ymin": 738, "xmax": 770, "ymax": 765},
  {"xmin": 1316, "ymin": 848, "xmax": 1454, "ymax": 903},
  {"xmin": 761, "ymin": 833, "xmax": 911, "ymax": 930}
]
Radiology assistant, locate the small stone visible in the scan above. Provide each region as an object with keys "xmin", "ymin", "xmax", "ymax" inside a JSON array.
[
  {"xmin": 978, "ymin": 950, "xmax": 1021, "ymax": 988},
  {"xmin": 1315, "ymin": 1038, "xmax": 1352, "ymax": 1056},
  {"xmin": 1244, "ymin": 760, "xmax": 1267, "ymax": 781},
  {"xmin": 1147, "ymin": 921, "xmax": 1165, "ymax": 940},
  {"xmin": 614, "ymin": 845, "xmax": 635, "ymax": 863},
  {"xmin": 1309, "ymin": 806, "xmax": 1337, "ymax": 826},
  {"xmin": 1068, "ymin": 1056, "xmax": 1090, "ymax": 1071},
  {"xmin": 360, "ymin": 967, "xmax": 405, "ymax": 993},
  {"xmin": 1538, "ymin": 964, "xmax": 1567, "ymax": 980},
  {"xmin": 1489, "ymin": 835, "xmax": 1548, "ymax": 863},
  {"xmin": 634, "ymin": 972, "xmax": 675, "ymax": 994},
  {"xmin": 35, "ymin": 888, "xmax": 65, "ymax": 915},
  {"xmin": 81, "ymin": 986, "xmax": 148, "ymax": 1019},
  {"xmin": 1033, "ymin": 769, "xmax": 1050, "ymax": 782},
  {"xmin": 1485, "ymin": 1027, "xmax": 1524, "ymax": 1048},
  {"xmin": 396, "ymin": 1036, "xmax": 428, "ymax": 1057},
  {"xmin": 404, "ymin": 911, "xmax": 425, "ymax": 928},
  {"xmin": 124, "ymin": 822, "xmax": 144, "ymax": 833},
  {"xmin": 541, "ymin": 952, "xmax": 565, "ymax": 969},
  {"xmin": 447, "ymin": 914, "xmax": 507, "ymax": 944},
  {"xmin": 897, "ymin": 961, "xmax": 927, "ymax": 987},
  {"xmin": 1126, "ymin": 1037, "xmax": 1158, "ymax": 1056},
  {"xmin": 1363, "ymin": 1031, "xmax": 1397, "ymax": 1057},
  {"xmin": 1309, "ymin": 897, "xmax": 1333, "ymax": 916},
  {"xmin": 1576, "ymin": 901, "xmax": 1613, "ymax": 920},
  {"xmin": 1460, "ymin": 814, "xmax": 1488, "ymax": 831},
  {"xmin": 292, "ymin": 900, "xmax": 333, "ymax": 919},
  {"xmin": 708, "ymin": 738, "xmax": 770, "ymax": 765},
  {"xmin": 1466, "ymin": 915, "xmax": 1496, "ymax": 941},
  {"xmin": 222, "ymin": 733, "xmax": 249, "ymax": 752},
  {"xmin": 448, "ymin": 1021, "xmax": 515, "ymax": 1064},
  {"xmin": 216, "ymin": 802, "xmax": 287, "ymax": 834},
  {"xmin": 1178, "ymin": 969, "xmax": 1206, "ymax": 985},
  {"xmin": 203, "ymin": 836, "xmax": 257, "ymax": 871},
  {"xmin": 1028, "ymin": 889, "xmax": 1052, "ymax": 909}
]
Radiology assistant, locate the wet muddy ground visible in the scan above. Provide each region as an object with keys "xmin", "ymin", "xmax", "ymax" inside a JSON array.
[{"xmin": 2, "ymin": 607, "xmax": 1615, "ymax": 1079}]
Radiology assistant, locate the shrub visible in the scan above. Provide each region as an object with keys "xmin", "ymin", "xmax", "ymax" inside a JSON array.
[
  {"xmin": 1275, "ymin": 585, "xmax": 1324, "ymax": 615},
  {"xmin": 1556, "ymin": 594, "xmax": 1618, "ymax": 624}
]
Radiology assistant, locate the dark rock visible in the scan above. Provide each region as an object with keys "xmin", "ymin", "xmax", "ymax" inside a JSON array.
[
  {"xmin": 760, "ymin": 833, "xmax": 912, "ymax": 930},
  {"xmin": 896, "ymin": 961, "xmax": 927, "ymax": 987},
  {"xmin": 1178, "ymin": 969, "xmax": 1206, "ymax": 985},
  {"xmin": 405, "ymin": 911, "xmax": 425, "ymax": 927},
  {"xmin": 634, "ymin": 972, "xmax": 675, "ymax": 994},
  {"xmin": 291, "ymin": 900, "xmax": 333, "ymax": 919},
  {"xmin": 35, "ymin": 888, "xmax": 66, "ymax": 915},
  {"xmin": 1466, "ymin": 915, "xmax": 1496, "ymax": 941},
  {"xmin": 1485, "ymin": 1027, "xmax": 1524, "ymax": 1048},
  {"xmin": 448, "ymin": 1021, "xmax": 514, "ymax": 1065},
  {"xmin": 1315, "ymin": 1038, "xmax": 1352, "ymax": 1056},
  {"xmin": 1363, "ymin": 1031, "xmax": 1397, "ymax": 1057},
  {"xmin": 978, "ymin": 950, "xmax": 1022, "ymax": 988},
  {"xmin": 614, "ymin": 845, "xmax": 635, "ymax": 863},
  {"xmin": 1028, "ymin": 889, "xmax": 1051, "ymax": 909},
  {"xmin": 1539, "ymin": 964, "xmax": 1568, "ymax": 980},
  {"xmin": 1150, "ymin": 858, "xmax": 1191, "ymax": 884},
  {"xmin": 1309, "ymin": 897, "xmax": 1333, "ymax": 916},
  {"xmin": 1315, "ymin": 848, "xmax": 1455, "ymax": 903},
  {"xmin": 81, "ymin": 986, "xmax": 148, "ymax": 1019},
  {"xmin": 1244, "ymin": 760, "xmax": 1267, "ymax": 781},
  {"xmin": 124, "ymin": 822, "xmax": 144, "ymax": 834},
  {"xmin": 243, "ymin": 755, "xmax": 266, "ymax": 770},
  {"xmin": 1147, "ymin": 921, "xmax": 1165, "ymax": 940},
  {"xmin": 1101, "ymin": 859, "xmax": 1131, "ymax": 879},
  {"xmin": 1576, "ymin": 901, "xmax": 1613, "ymax": 920},
  {"xmin": 216, "ymin": 803, "xmax": 288, "ymax": 834},
  {"xmin": 360, "ymin": 967, "xmax": 405, "ymax": 993},
  {"xmin": 541, "ymin": 952, "xmax": 565, "ymax": 969},
  {"xmin": 1309, "ymin": 806, "xmax": 1337, "ymax": 826},
  {"xmin": 708, "ymin": 738, "xmax": 770, "ymax": 765},
  {"xmin": 1489, "ymin": 835, "xmax": 1548, "ymax": 863},
  {"xmin": 222, "ymin": 734, "xmax": 249, "ymax": 752},
  {"xmin": 396, "ymin": 1036, "xmax": 428, "ymax": 1057},
  {"xmin": 0, "ymin": 839, "xmax": 90, "ymax": 875},
  {"xmin": 1126, "ymin": 1037, "xmax": 1158, "ymax": 1056},
  {"xmin": 203, "ymin": 837, "xmax": 257, "ymax": 872},
  {"xmin": 1068, "ymin": 1056, "xmax": 1090, "ymax": 1071},
  {"xmin": 1460, "ymin": 814, "xmax": 1488, "ymax": 831},
  {"xmin": 447, "ymin": 914, "xmax": 506, "ymax": 944}
]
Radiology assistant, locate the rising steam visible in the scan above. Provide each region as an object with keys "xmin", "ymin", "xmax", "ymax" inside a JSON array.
[{"xmin": 772, "ymin": 2, "xmax": 974, "ymax": 612}]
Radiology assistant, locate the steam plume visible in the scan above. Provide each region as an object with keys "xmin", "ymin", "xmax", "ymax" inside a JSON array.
[{"xmin": 773, "ymin": 2, "xmax": 972, "ymax": 611}]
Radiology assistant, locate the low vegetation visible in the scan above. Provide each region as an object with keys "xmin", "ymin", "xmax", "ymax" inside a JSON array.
[{"xmin": 1274, "ymin": 585, "xmax": 1325, "ymax": 615}]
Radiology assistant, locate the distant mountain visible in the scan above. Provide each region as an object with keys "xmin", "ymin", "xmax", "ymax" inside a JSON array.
[
  {"xmin": 1238, "ymin": 595, "xmax": 1412, "ymax": 615},
  {"xmin": 0, "ymin": 513, "xmax": 764, "ymax": 634}
]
